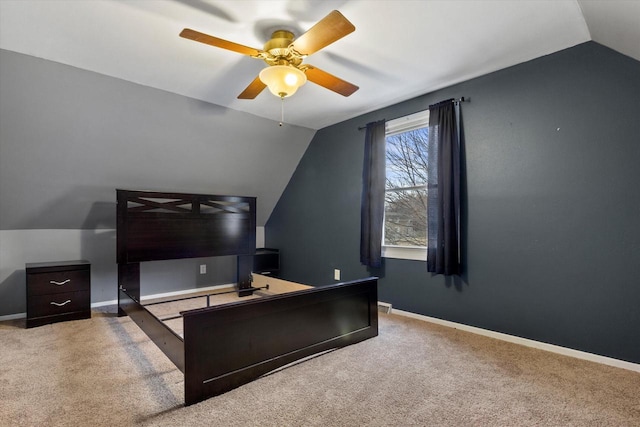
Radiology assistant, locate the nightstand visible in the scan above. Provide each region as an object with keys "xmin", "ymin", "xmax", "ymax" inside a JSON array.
[
  {"xmin": 26, "ymin": 260, "xmax": 91, "ymax": 328},
  {"xmin": 253, "ymin": 248, "xmax": 280, "ymax": 277}
]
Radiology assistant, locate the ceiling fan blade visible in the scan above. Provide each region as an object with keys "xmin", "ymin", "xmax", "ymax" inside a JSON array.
[
  {"xmin": 289, "ymin": 10, "xmax": 355, "ymax": 56},
  {"xmin": 305, "ymin": 65, "xmax": 358, "ymax": 97},
  {"xmin": 180, "ymin": 28, "xmax": 262, "ymax": 56},
  {"xmin": 237, "ymin": 76, "xmax": 267, "ymax": 99}
]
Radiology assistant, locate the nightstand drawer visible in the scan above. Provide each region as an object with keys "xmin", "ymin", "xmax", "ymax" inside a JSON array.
[
  {"xmin": 27, "ymin": 290, "xmax": 91, "ymax": 319},
  {"xmin": 27, "ymin": 269, "xmax": 90, "ymax": 296}
]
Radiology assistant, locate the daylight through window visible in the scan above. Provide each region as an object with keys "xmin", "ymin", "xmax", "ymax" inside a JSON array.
[{"xmin": 383, "ymin": 110, "xmax": 429, "ymax": 261}]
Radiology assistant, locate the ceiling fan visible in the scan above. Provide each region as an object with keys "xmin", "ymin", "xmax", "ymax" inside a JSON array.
[{"xmin": 179, "ymin": 10, "xmax": 359, "ymax": 100}]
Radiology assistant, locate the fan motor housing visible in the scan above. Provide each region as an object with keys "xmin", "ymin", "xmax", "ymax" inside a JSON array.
[
  {"xmin": 262, "ymin": 30, "xmax": 303, "ymax": 66},
  {"xmin": 264, "ymin": 30, "xmax": 295, "ymax": 52}
]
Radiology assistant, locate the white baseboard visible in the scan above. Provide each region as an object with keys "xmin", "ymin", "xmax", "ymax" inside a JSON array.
[
  {"xmin": 389, "ymin": 307, "xmax": 640, "ymax": 374},
  {"xmin": 0, "ymin": 312, "xmax": 26, "ymax": 321},
  {"xmin": 138, "ymin": 283, "xmax": 235, "ymax": 302},
  {"xmin": 0, "ymin": 283, "xmax": 236, "ymax": 322}
]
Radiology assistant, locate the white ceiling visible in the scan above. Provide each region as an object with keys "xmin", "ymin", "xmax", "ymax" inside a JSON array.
[{"xmin": 1, "ymin": 0, "xmax": 639, "ymax": 130}]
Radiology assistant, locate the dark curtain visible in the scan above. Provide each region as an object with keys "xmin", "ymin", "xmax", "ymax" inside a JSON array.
[
  {"xmin": 427, "ymin": 100, "xmax": 461, "ymax": 275},
  {"xmin": 360, "ymin": 119, "xmax": 386, "ymax": 268}
]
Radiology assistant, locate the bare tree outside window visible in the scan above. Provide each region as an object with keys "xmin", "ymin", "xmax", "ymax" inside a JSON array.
[{"xmin": 384, "ymin": 124, "xmax": 428, "ymax": 248}]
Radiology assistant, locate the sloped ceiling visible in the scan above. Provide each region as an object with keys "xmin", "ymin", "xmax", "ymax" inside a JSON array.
[{"xmin": 0, "ymin": 0, "xmax": 639, "ymax": 130}]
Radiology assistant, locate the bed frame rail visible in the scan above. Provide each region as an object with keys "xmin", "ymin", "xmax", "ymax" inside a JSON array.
[{"xmin": 118, "ymin": 287, "xmax": 185, "ymax": 372}]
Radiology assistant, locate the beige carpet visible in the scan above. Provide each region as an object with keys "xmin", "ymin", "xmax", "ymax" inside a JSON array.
[{"xmin": 1, "ymin": 307, "xmax": 639, "ymax": 426}]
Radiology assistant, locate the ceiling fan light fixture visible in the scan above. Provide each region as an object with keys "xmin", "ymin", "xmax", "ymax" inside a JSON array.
[{"xmin": 259, "ymin": 65, "xmax": 307, "ymax": 98}]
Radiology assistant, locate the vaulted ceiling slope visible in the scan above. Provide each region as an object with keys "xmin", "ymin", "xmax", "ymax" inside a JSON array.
[{"xmin": 0, "ymin": 1, "xmax": 638, "ymax": 130}]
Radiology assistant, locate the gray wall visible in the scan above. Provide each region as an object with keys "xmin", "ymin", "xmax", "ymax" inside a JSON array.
[
  {"xmin": 266, "ymin": 42, "xmax": 640, "ymax": 364},
  {"xmin": 0, "ymin": 49, "xmax": 314, "ymax": 316},
  {"xmin": 0, "ymin": 50, "xmax": 314, "ymax": 229}
]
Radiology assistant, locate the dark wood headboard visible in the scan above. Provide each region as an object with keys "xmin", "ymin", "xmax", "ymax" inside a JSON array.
[{"xmin": 116, "ymin": 189, "xmax": 256, "ymax": 264}]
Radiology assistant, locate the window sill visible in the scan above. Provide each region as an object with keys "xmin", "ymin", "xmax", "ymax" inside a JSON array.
[{"xmin": 382, "ymin": 245, "xmax": 426, "ymax": 262}]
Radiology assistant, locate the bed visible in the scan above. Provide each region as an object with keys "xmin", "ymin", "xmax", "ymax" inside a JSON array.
[{"xmin": 116, "ymin": 189, "xmax": 378, "ymax": 406}]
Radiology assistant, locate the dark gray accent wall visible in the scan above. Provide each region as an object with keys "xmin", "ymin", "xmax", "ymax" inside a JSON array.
[{"xmin": 266, "ymin": 42, "xmax": 640, "ymax": 364}]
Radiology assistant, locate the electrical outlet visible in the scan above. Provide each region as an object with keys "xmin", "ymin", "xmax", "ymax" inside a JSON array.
[
  {"xmin": 334, "ymin": 269, "xmax": 341, "ymax": 281},
  {"xmin": 200, "ymin": 264, "xmax": 206, "ymax": 274}
]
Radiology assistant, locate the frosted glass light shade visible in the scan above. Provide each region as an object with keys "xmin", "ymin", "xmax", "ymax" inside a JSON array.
[{"xmin": 259, "ymin": 65, "xmax": 307, "ymax": 98}]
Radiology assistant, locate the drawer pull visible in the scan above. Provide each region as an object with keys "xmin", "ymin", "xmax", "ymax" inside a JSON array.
[
  {"xmin": 50, "ymin": 279, "xmax": 71, "ymax": 286},
  {"xmin": 50, "ymin": 300, "xmax": 71, "ymax": 307}
]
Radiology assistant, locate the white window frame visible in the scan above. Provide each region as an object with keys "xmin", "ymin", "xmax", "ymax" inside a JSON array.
[{"xmin": 382, "ymin": 110, "xmax": 429, "ymax": 262}]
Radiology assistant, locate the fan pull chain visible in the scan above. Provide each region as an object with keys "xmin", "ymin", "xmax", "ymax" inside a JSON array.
[{"xmin": 279, "ymin": 95, "xmax": 284, "ymax": 127}]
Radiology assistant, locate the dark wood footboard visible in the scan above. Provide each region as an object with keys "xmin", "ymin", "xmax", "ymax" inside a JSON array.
[{"xmin": 182, "ymin": 277, "xmax": 378, "ymax": 406}]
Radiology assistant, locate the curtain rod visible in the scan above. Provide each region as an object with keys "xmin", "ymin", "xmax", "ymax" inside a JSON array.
[{"xmin": 358, "ymin": 97, "xmax": 468, "ymax": 130}]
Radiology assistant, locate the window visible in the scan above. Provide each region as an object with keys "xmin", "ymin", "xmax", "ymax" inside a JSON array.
[{"xmin": 382, "ymin": 110, "xmax": 429, "ymax": 261}]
